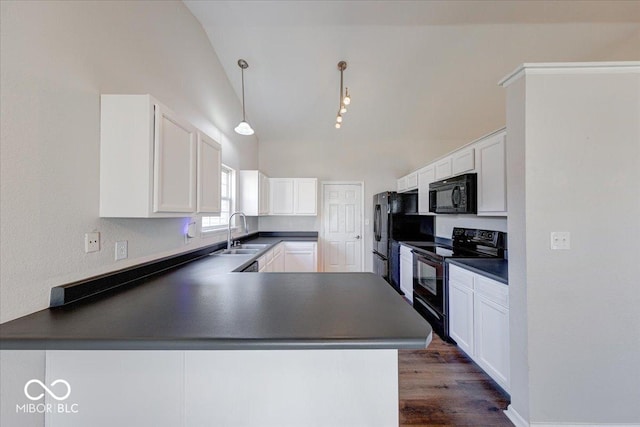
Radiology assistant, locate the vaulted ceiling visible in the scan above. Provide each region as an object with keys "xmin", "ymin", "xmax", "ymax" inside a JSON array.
[{"xmin": 185, "ymin": 1, "xmax": 640, "ymax": 147}]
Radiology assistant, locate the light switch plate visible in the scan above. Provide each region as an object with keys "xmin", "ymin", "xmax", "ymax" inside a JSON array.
[
  {"xmin": 550, "ymin": 232, "xmax": 570, "ymax": 250},
  {"xmin": 115, "ymin": 240, "xmax": 128, "ymax": 260}
]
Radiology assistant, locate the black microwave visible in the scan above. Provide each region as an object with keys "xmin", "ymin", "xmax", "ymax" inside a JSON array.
[{"xmin": 429, "ymin": 173, "xmax": 477, "ymax": 214}]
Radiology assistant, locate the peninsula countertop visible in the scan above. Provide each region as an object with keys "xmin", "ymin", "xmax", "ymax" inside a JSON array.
[{"xmin": 0, "ymin": 241, "xmax": 432, "ymax": 351}]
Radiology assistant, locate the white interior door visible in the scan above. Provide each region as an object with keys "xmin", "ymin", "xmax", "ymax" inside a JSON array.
[{"xmin": 322, "ymin": 183, "xmax": 363, "ymax": 272}]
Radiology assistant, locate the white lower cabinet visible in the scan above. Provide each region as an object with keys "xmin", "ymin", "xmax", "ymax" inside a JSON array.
[
  {"xmin": 399, "ymin": 245, "xmax": 413, "ymax": 302},
  {"xmin": 284, "ymin": 242, "xmax": 317, "ymax": 272},
  {"xmin": 448, "ymin": 264, "xmax": 509, "ymax": 392}
]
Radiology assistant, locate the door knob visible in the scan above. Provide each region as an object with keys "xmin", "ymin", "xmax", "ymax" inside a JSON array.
[{"xmin": 354, "ymin": 235, "xmax": 361, "ymax": 240}]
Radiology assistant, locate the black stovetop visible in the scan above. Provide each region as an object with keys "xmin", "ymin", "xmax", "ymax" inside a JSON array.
[{"xmin": 410, "ymin": 242, "xmax": 496, "ymax": 259}]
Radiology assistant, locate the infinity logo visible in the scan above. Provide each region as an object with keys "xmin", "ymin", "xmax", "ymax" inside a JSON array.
[{"xmin": 24, "ymin": 379, "xmax": 71, "ymax": 401}]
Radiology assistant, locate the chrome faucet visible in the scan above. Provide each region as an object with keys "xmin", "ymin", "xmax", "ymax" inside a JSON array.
[{"xmin": 227, "ymin": 212, "xmax": 248, "ymax": 250}]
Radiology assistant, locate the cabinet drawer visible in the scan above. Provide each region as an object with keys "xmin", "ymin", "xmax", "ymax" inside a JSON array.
[
  {"xmin": 475, "ymin": 276, "xmax": 508, "ymax": 308},
  {"xmin": 284, "ymin": 242, "xmax": 316, "ymax": 252},
  {"xmin": 448, "ymin": 264, "xmax": 474, "ymax": 289}
]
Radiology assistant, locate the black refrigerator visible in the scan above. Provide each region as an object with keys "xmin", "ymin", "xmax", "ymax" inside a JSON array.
[{"xmin": 373, "ymin": 191, "xmax": 434, "ymax": 293}]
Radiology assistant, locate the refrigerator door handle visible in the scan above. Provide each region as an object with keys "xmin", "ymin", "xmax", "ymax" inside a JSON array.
[{"xmin": 374, "ymin": 205, "xmax": 382, "ymax": 241}]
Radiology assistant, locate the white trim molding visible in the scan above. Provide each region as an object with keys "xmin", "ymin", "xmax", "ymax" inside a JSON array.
[
  {"xmin": 505, "ymin": 405, "xmax": 529, "ymax": 427},
  {"xmin": 504, "ymin": 405, "xmax": 640, "ymax": 427},
  {"xmin": 498, "ymin": 61, "xmax": 640, "ymax": 87}
]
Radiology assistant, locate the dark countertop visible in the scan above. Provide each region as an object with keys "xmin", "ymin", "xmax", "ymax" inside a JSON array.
[
  {"xmin": 446, "ymin": 258, "xmax": 509, "ymax": 284},
  {"xmin": 0, "ymin": 235, "xmax": 432, "ymax": 351}
]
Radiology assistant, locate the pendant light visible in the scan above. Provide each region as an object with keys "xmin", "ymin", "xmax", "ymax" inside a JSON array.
[
  {"xmin": 335, "ymin": 61, "xmax": 351, "ymax": 129},
  {"xmin": 234, "ymin": 59, "xmax": 254, "ymax": 136}
]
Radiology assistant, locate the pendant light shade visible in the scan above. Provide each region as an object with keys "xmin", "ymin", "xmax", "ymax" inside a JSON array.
[{"xmin": 235, "ymin": 59, "xmax": 254, "ymax": 136}]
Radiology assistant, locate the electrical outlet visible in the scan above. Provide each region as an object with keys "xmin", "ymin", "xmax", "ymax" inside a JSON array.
[
  {"xmin": 115, "ymin": 240, "xmax": 128, "ymax": 260},
  {"xmin": 84, "ymin": 232, "xmax": 100, "ymax": 253},
  {"xmin": 550, "ymin": 232, "xmax": 570, "ymax": 250}
]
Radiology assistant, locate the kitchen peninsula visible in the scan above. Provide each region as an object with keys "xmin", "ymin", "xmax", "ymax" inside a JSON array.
[{"xmin": 0, "ymin": 235, "xmax": 432, "ymax": 427}]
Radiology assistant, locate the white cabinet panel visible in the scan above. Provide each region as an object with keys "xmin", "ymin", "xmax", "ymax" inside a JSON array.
[
  {"xmin": 100, "ymin": 94, "xmax": 218, "ymax": 218},
  {"xmin": 448, "ymin": 281, "xmax": 474, "ymax": 356},
  {"xmin": 397, "ymin": 176, "xmax": 408, "ymax": 193},
  {"xmin": 153, "ymin": 104, "xmax": 197, "ymax": 213},
  {"xmin": 284, "ymin": 242, "xmax": 317, "ymax": 272},
  {"xmin": 452, "ymin": 147, "xmax": 475, "ymax": 175},
  {"xmin": 239, "ymin": 170, "xmax": 270, "ymax": 216},
  {"xmin": 434, "ymin": 158, "xmax": 453, "ymax": 180},
  {"xmin": 399, "ymin": 245, "xmax": 413, "ymax": 302},
  {"xmin": 196, "ymin": 132, "xmax": 221, "ymax": 214},
  {"xmin": 295, "ymin": 178, "xmax": 318, "ymax": 215},
  {"xmin": 447, "ymin": 264, "xmax": 509, "ymax": 392},
  {"xmin": 406, "ymin": 172, "xmax": 418, "ymax": 190},
  {"xmin": 259, "ymin": 172, "xmax": 270, "ymax": 215},
  {"xmin": 270, "ymin": 178, "xmax": 317, "ymax": 216},
  {"xmin": 474, "ymin": 294, "xmax": 510, "ymax": 390},
  {"xmin": 417, "ymin": 165, "xmax": 435, "ymax": 215},
  {"xmin": 46, "ymin": 351, "xmax": 183, "ymax": 427},
  {"xmin": 476, "ymin": 132, "xmax": 507, "ymax": 216},
  {"xmin": 270, "ymin": 178, "xmax": 295, "ymax": 214}
]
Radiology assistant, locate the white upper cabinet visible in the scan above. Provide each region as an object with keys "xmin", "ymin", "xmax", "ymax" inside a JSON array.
[
  {"xmin": 239, "ymin": 170, "xmax": 270, "ymax": 216},
  {"xmin": 434, "ymin": 157, "xmax": 453, "ymax": 180},
  {"xmin": 417, "ymin": 165, "xmax": 435, "ymax": 215},
  {"xmin": 196, "ymin": 132, "xmax": 222, "ymax": 214},
  {"xmin": 452, "ymin": 147, "xmax": 475, "ymax": 175},
  {"xmin": 397, "ymin": 171, "xmax": 418, "ymax": 193},
  {"xmin": 295, "ymin": 178, "xmax": 318, "ymax": 215},
  {"xmin": 100, "ymin": 94, "xmax": 218, "ymax": 218},
  {"xmin": 476, "ymin": 131, "xmax": 507, "ymax": 216},
  {"xmin": 270, "ymin": 178, "xmax": 295, "ymax": 214},
  {"xmin": 397, "ymin": 176, "xmax": 408, "ymax": 193},
  {"xmin": 269, "ymin": 178, "xmax": 317, "ymax": 216},
  {"xmin": 259, "ymin": 172, "xmax": 270, "ymax": 215}
]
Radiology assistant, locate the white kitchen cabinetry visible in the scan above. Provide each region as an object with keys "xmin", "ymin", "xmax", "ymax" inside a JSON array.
[
  {"xmin": 284, "ymin": 242, "xmax": 317, "ymax": 272},
  {"xmin": 270, "ymin": 178, "xmax": 317, "ymax": 216},
  {"xmin": 448, "ymin": 266, "xmax": 476, "ymax": 356},
  {"xmin": 476, "ymin": 131, "xmax": 507, "ymax": 216},
  {"xmin": 239, "ymin": 170, "xmax": 270, "ymax": 216},
  {"xmin": 101, "ymin": 94, "xmax": 223, "ymax": 217},
  {"xmin": 271, "ymin": 243, "xmax": 284, "ymax": 272},
  {"xmin": 452, "ymin": 147, "xmax": 475, "ymax": 175},
  {"xmin": 397, "ymin": 176, "xmax": 408, "ymax": 193},
  {"xmin": 434, "ymin": 157, "xmax": 453, "ymax": 180},
  {"xmin": 196, "ymin": 132, "xmax": 222, "ymax": 214},
  {"xmin": 399, "ymin": 245, "xmax": 414, "ymax": 302},
  {"xmin": 448, "ymin": 264, "xmax": 510, "ymax": 392},
  {"xmin": 397, "ymin": 172, "xmax": 418, "ymax": 193},
  {"xmin": 417, "ymin": 165, "xmax": 435, "ymax": 215}
]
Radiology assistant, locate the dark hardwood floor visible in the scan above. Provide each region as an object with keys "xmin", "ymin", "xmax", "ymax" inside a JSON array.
[{"xmin": 399, "ymin": 333, "xmax": 512, "ymax": 426}]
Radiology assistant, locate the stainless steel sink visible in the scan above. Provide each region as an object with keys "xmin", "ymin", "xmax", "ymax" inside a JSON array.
[{"xmin": 219, "ymin": 248, "xmax": 261, "ymax": 255}]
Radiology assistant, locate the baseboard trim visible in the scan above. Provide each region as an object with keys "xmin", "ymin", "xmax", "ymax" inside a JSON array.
[
  {"xmin": 505, "ymin": 405, "xmax": 529, "ymax": 427},
  {"xmin": 531, "ymin": 424, "xmax": 639, "ymax": 427},
  {"xmin": 504, "ymin": 406, "xmax": 640, "ymax": 427}
]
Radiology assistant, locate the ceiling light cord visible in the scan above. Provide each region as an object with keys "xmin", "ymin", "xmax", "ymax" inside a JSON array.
[{"xmin": 336, "ymin": 61, "xmax": 350, "ymax": 129}]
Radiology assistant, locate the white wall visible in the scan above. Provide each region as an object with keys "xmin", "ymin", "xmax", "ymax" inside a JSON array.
[
  {"xmin": 504, "ymin": 64, "xmax": 640, "ymax": 424},
  {"xmin": 0, "ymin": 1, "xmax": 258, "ymax": 322}
]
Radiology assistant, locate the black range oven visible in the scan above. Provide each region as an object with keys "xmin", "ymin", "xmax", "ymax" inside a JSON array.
[{"xmin": 412, "ymin": 227, "xmax": 506, "ymax": 341}]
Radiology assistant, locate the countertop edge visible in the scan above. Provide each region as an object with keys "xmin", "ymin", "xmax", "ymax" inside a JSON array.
[
  {"xmin": 446, "ymin": 259, "xmax": 508, "ymax": 284},
  {"xmin": 0, "ymin": 337, "xmax": 431, "ymax": 351}
]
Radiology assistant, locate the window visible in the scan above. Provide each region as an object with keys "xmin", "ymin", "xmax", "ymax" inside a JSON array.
[{"xmin": 202, "ymin": 164, "xmax": 235, "ymax": 230}]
